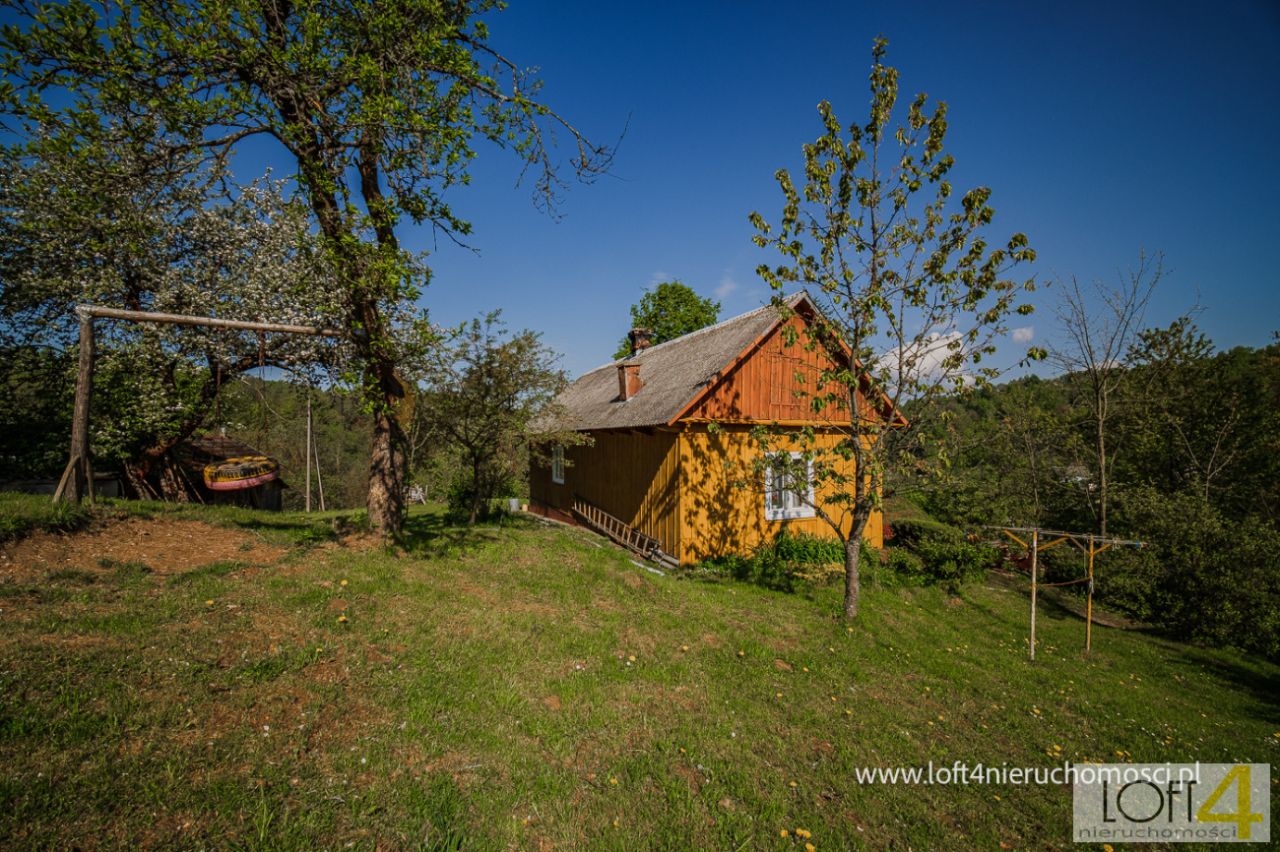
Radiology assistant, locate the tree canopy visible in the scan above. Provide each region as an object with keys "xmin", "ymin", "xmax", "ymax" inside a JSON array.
[
  {"xmin": 0, "ymin": 125, "xmax": 341, "ymax": 490},
  {"xmin": 0, "ymin": 0, "xmax": 612, "ymax": 531},
  {"xmin": 612, "ymin": 281, "xmax": 719, "ymax": 359}
]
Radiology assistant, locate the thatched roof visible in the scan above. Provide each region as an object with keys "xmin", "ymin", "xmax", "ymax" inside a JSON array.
[{"xmin": 542, "ymin": 293, "xmax": 808, "ymax": 432}]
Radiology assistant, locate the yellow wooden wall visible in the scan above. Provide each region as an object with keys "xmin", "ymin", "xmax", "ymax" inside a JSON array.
[
  {"xmin": 676, "ymin": 425, "xmax": 883, "ymax": 564},
  {"xmin": 530, "ymin": 429, "xmax": 682, "ymax": 557}
]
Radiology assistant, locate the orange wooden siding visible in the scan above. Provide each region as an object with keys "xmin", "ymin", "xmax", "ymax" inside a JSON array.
[
  {"xmin": 529, "ymin": 429, "xmax": 682, "ymax": 557},
  {"xmin": 684, "ymin": 316, "xmax": 864, "ymax": 424},
  {"xmin": 677, "ymin": 424, "xmax": 883, "ymax": 564}
]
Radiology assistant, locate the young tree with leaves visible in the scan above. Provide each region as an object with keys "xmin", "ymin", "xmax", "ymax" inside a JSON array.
[
  {"xmin": 612, "ymin": 281, "xmax": 720, "ymax": 359},
  {"xmin": 414, "ymin": 313, "xmax": 580, "ymax": 525},
  {"xmin": 748, "ymin": 39, "xmax": 1038, "ymax": 619},
  {"xmin": 1, "ymin": 0, "xmax": 612, "ymax": 533}
]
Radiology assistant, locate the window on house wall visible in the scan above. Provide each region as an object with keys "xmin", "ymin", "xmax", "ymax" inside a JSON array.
[
  {"xmin": 764, "ymin": 451, "xmax": 815, "ymax": 520},
  {"xmin": 551, "ymin": 445, "xmax": 565, "ymax": 484}
]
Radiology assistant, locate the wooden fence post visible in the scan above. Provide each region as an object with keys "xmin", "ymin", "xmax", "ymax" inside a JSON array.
[
  {"xmin": 53, "ymin": 307, "xmax": 95, "ymax": 504},
  {"xmin": 1029, "ymin": 528, "xmax": 1039, "ymax": 662}
]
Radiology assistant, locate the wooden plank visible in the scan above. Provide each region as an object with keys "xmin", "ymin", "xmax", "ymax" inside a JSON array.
[
  {"xmin": 83, "ymin": 305, "xmax": 341, "ymax": 337},
  {"xmin": 54, "ymin": 309, "xmax": 96, "ymax": 504}
]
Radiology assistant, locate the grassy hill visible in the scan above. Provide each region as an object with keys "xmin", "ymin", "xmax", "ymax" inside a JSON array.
[{"xmin": 1, "ymin": 496, "xmax": 1277, "ymax": 849}]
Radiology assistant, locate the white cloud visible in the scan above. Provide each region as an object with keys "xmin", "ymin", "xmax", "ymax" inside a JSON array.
[
  {"xmin": 714, "ymin": 273, "xmax": 739, "ymax": 300},
  {"xmin": 1012, "ymin": 326, "xmax": 1035, "ymax": 344},
  {"xmin": 905, "ymin": 331, "xmax": 963, "ymax": 379},
  {"xmin": 647, "ymin": 270, "xmax": 670, "ymax": 288}
]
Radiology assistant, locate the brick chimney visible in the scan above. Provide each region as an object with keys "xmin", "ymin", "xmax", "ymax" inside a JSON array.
[
  {"xmin": 628, "ymin": 327, "xmax": 653, "ymax": 356},
  {"xmin": 617, "ymin": 362, "xmax": 643, "ymax": 401}
]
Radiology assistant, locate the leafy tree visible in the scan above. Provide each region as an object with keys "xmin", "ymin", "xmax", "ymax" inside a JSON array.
[
  {"xmin": 414, "ymin": 313, "xmax": 582, "ymax": 525},
  {"xmin": 1, "ymin": 0, "xmax": 611, "ymax": 533},
  {"xmin": 0, "ymin": 344, "xmax": 73, "ymax": 479},
  {"xmin": 0, "ymin": 126, "xmax": 341, "ymax": 491},
  {"xmin": 747, "ymin": 38, "xmax": 1038, "ymax": 619},
  {"xmin": 612, "ymin": 281, "xmax": 720, "ymax": 359}
]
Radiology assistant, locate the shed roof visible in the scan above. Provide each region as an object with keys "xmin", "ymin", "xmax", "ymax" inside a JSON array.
[{"xmin": 542, "ymin": 293, "xmax": 809, "ymax": 432}]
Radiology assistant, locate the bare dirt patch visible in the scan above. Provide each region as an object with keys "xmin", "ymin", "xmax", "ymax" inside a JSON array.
[{"xmin": 0, "ymin": 517, "xmax": 286, "ymax": 576}]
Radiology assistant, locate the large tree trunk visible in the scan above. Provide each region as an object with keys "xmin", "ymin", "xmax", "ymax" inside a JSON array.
[
  {"xmin": 367, "ymin": 404, "xmax": 406, "ymax": 534},
  {"xmin": 468, "ymin": 458, "xmax": 482, "ymax": 525}
]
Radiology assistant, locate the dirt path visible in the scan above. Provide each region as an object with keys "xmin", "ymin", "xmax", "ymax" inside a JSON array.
[{"xmin": 0, "ymin": 516, "xmax": 287, "ymax": 576}]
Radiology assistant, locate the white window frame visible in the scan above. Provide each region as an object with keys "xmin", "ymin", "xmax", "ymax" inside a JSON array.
[
  {"xmin": 551, "ymin": 445, "xmax": 565, "ymax": 484},
  {"xmin": 764, "ymin": 451, "xmax": 815, "ymax": 520}
]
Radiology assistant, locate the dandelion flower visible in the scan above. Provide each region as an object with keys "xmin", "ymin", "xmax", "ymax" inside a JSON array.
[
  {"xmin": 338, "ymin": 615, "xmax": 348, "ymax": 623},
  {"xmin": 609, "ymin": 777, "xmax": 618, "ymax": 785},
  {"xmin": 780, "ymin": 829, "xmax": 790, "ymax": 838},
  {"xmin": 738, "ymin": 650, "xmax": 745, "ymax": 657},
  {"xmin": 806, "ymin": 844, "xmax": 816, "ymax": 852},
  {"xmin": 340, "ymin": 579, "xmax": 348, "ymax": 587},
  {"xmin": 205, "ymin": 599, "xmax": 214, "ymax": 606},
  {"xmin": 789, "ymin": 780, "xmax": 797, "ymax": 788},
  {"xmin": 628, "ymin": 655, "xmax": 636, "ymax": 662}
]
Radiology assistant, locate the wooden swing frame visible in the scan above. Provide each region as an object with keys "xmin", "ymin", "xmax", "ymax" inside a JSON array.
[
  {"xmin": 988, "ymin": 525, "xmax": 1144, "ymax": 660},
  {"xmin": 53, "ymin": 304, "xmax": 340, "ymax": 504}
]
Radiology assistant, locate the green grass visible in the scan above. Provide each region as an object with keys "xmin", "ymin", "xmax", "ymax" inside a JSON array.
[
  {"xmin": 0, "ymin": 491, "xmax": 90, "ymax": 540},
  {"xmin": 1, "ymin": 498, "xmax": 1277, "ymax": 849}
]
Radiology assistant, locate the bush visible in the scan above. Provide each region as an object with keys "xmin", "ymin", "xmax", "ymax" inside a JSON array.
[
  {"xmin": 884, "ymin": 547, "xmax": 925, "ymax": 584},
  {"xmin": 690, "ymin": 531, "xmax": 873, "ymax": 592},
  {"xmin": 444, "ymin": 473, "xmax": 515, "ymax": 523},
  {"xmin": 1110, "ymin": 487, "xmax": 1280, "ymax": 660},
  {"xmin": 887, "ymin": 517, "xmax": 966, "ymax": 548},
  {"xmin": 885, "ymin": 516, "xmax": 993, "ymax": 591},
  {"xmin": 772, "ymin": 530, "xmax": 845, "ymax": 565}
]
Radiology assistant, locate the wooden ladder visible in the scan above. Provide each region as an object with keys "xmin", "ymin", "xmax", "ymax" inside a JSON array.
[{"xmin": 571, "ymin": 494, "xmax": 679, "ymax": 570}]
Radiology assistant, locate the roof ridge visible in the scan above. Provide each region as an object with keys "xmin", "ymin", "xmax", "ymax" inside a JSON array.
[{"xmin": 579, "ymin": 291, "xmax": 804, "ymax": 375}]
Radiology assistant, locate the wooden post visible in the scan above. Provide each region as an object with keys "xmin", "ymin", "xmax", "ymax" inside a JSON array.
[
  {"xmin": 53, "ymin": 308, "xmax": 96, "ymax": 504},
  {"xmin": 305, "ymin": 393, "xmax": 313, "ymax": 513},
  {"xmin": 313, "ymin": 427, "xmax": 326, "ymax": 512},
  {"xmin": 1086, "ymin": 535, "xmax": 1095, "ymax": 654},
  {"xmin": 1029, "ymin": 528, "xmax": 1039, "ymax": 662}
]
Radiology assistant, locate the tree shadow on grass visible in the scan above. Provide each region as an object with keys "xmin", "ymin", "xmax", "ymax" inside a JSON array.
[{"xmin": 396, "ymin": 511, "xmax": 539, "ymax": 559}]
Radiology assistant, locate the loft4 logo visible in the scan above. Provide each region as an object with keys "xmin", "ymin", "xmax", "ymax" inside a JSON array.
[
  {"xmin": 1073, "ymin": 763, "xmax": 1271, "ymax": 844},
  {"xmin": 1197, "ymin": 765, "xmax": 1266, "ymax": 839}
]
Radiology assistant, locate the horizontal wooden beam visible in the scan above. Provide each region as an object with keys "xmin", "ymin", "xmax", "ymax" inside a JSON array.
[{"xmin": 80, "ymin": 305, "xmax": 342, "ymax": 337}]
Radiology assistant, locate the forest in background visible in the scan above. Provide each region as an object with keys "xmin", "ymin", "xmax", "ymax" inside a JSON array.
[
  {"xmin": 5, "ymin": 321, "xmax": 1279, "ymax": 657},
  {"xmin": 905, "ymin": 328, "xmax": 1280, "ymax": 658}
]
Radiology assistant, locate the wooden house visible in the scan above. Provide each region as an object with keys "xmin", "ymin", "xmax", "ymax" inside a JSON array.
[{"xmin": 530, "ymin": 293, "xmax": 897, "ymax": 565}]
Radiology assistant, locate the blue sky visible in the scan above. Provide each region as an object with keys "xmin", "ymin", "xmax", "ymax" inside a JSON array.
[
  {"xmin": 384, "ymin": 0, "xmax": 1278, "ymax": 377},
  {"xmin": 10, "ymin": 1, "xmax": 1272, "ymax": 377}
]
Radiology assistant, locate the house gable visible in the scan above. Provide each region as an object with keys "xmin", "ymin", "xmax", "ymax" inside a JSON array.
[{"xmin": 677, "ymin": 313, "xmax": 865, "ymax": 424}]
